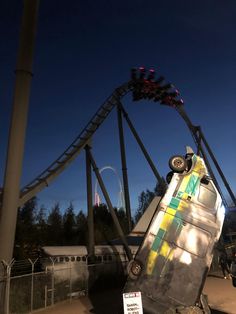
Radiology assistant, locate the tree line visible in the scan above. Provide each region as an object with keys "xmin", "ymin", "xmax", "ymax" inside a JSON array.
[
  {"xmin": 13, "ymin": 182, "xmax": 165, "ymax": 260},
  {"xmin": 14, "ymin": 198, "xmax": 128, "ymax": 259},
  {"xmin": 13, "ymin": 180, "xmax": 234, "ymax": 260}
]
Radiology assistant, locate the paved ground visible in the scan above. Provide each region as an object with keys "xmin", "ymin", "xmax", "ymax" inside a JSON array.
[
  {"xmin": 203, "ymin": 274, "xmax": 236, "ymax": 314},
  {"xmin": 35, "ymin": 275, "xmax": 236, "ymax": 314}
]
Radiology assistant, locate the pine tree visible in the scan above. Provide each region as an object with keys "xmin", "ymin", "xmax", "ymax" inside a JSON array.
[
  {"xmin": 14, "ymin": 197, "xmax": 38, "ymax": 259},
  {"xmin": 47, "ymin": 202, "xmax": 63, "ymax": 245},
  {"xmin": 63, "ymin": 202, "xmax": 76, "ymax": 245},
  {"xmin": 75, "ymin": 210, "xmax": 87, "ymax": 245}
]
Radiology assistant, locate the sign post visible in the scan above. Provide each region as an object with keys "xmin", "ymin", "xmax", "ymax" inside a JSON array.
[{"xmin": 123, "ymin": 291, "xmax": 143, "ymax": 314}]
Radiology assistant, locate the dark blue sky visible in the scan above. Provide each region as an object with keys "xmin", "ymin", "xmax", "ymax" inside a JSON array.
[{"xmin": 1, "ymin": 0, "xmax": 236, "ymax": 215}]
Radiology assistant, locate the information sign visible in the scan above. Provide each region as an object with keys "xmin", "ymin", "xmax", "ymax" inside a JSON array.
[{"xmin": 123, "ymin": 291, "xmax": 143, "ymax": 314}]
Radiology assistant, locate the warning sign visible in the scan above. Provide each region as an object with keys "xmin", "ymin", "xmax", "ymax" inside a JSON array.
[{"xmin": 123, "ymin": 291, "xmax": 143, "ymax": 314}]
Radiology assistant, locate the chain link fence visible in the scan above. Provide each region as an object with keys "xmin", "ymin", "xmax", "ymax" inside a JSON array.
[
  {"xmin": 0, "ymin": 258, "xmax": 89, "ymax": 314},
  {"xmin": 0, "ymin": 254, "xmax": 129, "ymax": 314}
]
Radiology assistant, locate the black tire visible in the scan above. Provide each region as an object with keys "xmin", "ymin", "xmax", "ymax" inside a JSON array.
[
  {"xmin": 127, "ymin": 259, "xmax": 142, "ymax": 280},
  {"xmin": 169, "ymin": 155, "xmax": 187, "ymax": 173},
  {"xmin": 166, "ymin": 171, "xmax": 174, "ymax": 184}
]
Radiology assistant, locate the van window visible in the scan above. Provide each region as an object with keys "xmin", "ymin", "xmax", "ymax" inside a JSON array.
[
  {"xmin": 198, "ymin": 181, "xmax": 217, "ymax": 209},
  {"xmin": 176, "ymin": 223, "xmax": 211, "ymax": 257},
  {"xmin": 96, "ymin": 256, "xmax": 102, "ymax": 263}
]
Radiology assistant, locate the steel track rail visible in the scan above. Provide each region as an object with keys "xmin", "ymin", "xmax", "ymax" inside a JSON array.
[{"xmin": 9, "ymin": 81, "xmax": 132, "ymax": 207}]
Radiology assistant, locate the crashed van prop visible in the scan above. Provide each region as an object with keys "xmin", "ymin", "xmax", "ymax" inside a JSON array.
[{"xmin": 124, "ymin": 147, "xmax": 225, "ymax": 313}]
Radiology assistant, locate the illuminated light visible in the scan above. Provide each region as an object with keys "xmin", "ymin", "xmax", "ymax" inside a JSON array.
[
  {"xmin": 174, "ymin": 99, "xmax": 184, "ymax": 106},
  {"xmin": 139, "ymin": 67, "xmax": 146, "ymax": 79},
  {"xmin": 147, "ymin": 69, "xmax": 155, "ymax": 81},
  {"xmin": 94, "ymin": 192, "xmax": 101, "ymax": 206}
]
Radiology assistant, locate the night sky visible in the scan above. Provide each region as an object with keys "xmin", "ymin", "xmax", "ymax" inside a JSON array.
[{"xmin": 1, "ymin": 0, "xmax": 236, "ymax": 215}]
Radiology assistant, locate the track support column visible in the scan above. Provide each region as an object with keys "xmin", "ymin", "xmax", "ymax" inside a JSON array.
[
  {"xmin": 176, "ymin": 104, "xmax": 233, "ymax": 207},
  {"xmin": 117, "ymin": 104, "xmax": 132, "ymax": 232},
  {"xmin": 0, "ymin": 0, "xmax": 39, "ymax": 264},
  {"xmin": 0, "ymin": 1, "xmax": 39, "ymax": 313},
  {"xmin": 85, "ymin": 144, "xmax": 95, "ymax": 258},
  {"xmin": 119, "ymin": 104, "xmax": 166, "ymax": 191},
  {"xmin": 87, "ymin": 150, "xmax": 132, "ymax": 261}
]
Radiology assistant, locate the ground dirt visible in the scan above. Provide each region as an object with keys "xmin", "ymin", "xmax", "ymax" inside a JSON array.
[{"xmin": 35, "ymin": 275, "xmax": 236, "ymax": 314}]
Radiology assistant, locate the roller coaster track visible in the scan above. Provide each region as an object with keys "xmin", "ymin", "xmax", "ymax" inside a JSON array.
[
  {"xmin": 17, "ymin": 81, "xmax": 132, "ymax": 207},
  {"xmin": 1, "ymin": 68, "xmax": 235, "ymax": 208}
]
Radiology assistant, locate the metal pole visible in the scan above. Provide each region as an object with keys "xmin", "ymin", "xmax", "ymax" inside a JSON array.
[
  {"xmin": 0, "ymin": 0, "xmax": 40, "ymax": 264},
  {"xmin": 175, "ymin": 105, "xmax": 229, "ymax": 206},
  {"xmin": 1, "ymin": 260, "xmax": 14, "ymax": 314},
  {"xmin": 195, "ymin": 131, "xmax": 227, "ymax": 206},
  {"xmin": 29, "ymin": 258, "xmax": 37, "ymax": 312},
  {"xmin": 119, "ymin": 104, "xmax": 165, "ymax": 188},
  {"xmin": 117, "ymin": 104, "xmax": 132, "ymax": 232},
  {"xmin": 50, "ymin": 258, "xmax": 55, "ymax": 306},
  {"xmin": 197, "ymin": 126, "xmax": 236, "ymax": 207},
  {"xmin": 85, "ymin": 145, "xmax": 95, "ymax": 258},
  {"xmin": 87, "ymin": 150, "xmax": 133, "ymax": 261},
  {"xmin": 69, "ymin": 260, "xmax": 72, "ymax": 303}
]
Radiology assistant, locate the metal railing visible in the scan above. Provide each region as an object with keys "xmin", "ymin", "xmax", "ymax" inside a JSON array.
[{"xmin": 0, "ymin": 258, "xmax": 91, "ymax": 314}]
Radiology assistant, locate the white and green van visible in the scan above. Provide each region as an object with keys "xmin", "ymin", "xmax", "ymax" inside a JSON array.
[{"xmin": 125, "ymin": 147, "xmax": 225, "ymax": 313}]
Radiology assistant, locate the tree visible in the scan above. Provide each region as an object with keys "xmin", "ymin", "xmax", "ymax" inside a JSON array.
[
  {"xmin": 76, "ymin": 210, "xmax": 87, "ymax": 244},
  {"xmin": 115, "ymin": 207, "xmax": 130, "ymax": 235},
  {"xmin": 47, "ymin": 202, "xmax": 63, "ymax": 245},
  {"xmin": 134, "ymin": 181, "xmax": 165, "ymax": 223},
  {"xmin": 63, "ymin": 202, "xmax": 76, "ymax": 245},
  {"xmin": 35, "ymin": 205, "xmax": 48, "ymax": 245},
  {"xmin": 14, "ymin": 197, "xmax": 38, "ymax": 259}
]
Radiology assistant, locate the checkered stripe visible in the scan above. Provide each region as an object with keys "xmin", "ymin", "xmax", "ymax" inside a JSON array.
[{"xmin": 146, "ymin": 155, "xmax": 206, "ymax": 275}]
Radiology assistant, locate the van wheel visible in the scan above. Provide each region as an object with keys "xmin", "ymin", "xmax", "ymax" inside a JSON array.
[
  {"xmin": 169, "ymin": 155, "xmax": 187, "ymax": 173},
  {"xmin": 127, "ymin": 260, "xmax": 142, "ymax": 280}
]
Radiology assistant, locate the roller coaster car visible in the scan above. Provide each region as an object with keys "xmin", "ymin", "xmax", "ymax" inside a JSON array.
[{"xmin": 124, "ymin": 147, "xmax": 225, "ymax": 314}]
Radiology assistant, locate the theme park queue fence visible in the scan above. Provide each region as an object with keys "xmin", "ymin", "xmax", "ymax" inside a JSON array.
[{"xmin": 0, "ymin": 257, "xmax": 126, "ymax": 314}]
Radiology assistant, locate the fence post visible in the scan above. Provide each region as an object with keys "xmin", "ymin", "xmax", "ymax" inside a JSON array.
[
  {"xmin": 69, "ymin": 260, "xmax": 72, "ymax": 303},
  {"xmin": 29, "ymin": 258, "xmax": 38, "ymax": 313},
  {"xmin": 49, "ymin": 258, "xmax": 55, "ymax": 306},
  {"xmin": 1, "ymin": 259, "xmax": 14, "ymax": 314}
]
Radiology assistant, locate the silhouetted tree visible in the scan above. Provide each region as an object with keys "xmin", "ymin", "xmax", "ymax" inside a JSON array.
[
  {"xmin": 47, "ymin": 202, "xmax": 63, "ymax": 245},
  {"xmin": 63, "ymin": 202, "xmax": 76, "ymax": 245},
  {"xmin": 76, "ymin": 210, "xmax": 87, "ymax": 244},
  {"xmin": 115, "ymin": 207, "xmax": 130, "ymax": 235},
  {"xmin": 35, "ymin": 205, "xmax": 48, "ymax": 245},
  {"xmin": 14, "ymin": 197, "xmax": 38, "ymax": 259},
  {"xmin": 135, "ymin": 181, "xmax": 165, "ymax": 223}
]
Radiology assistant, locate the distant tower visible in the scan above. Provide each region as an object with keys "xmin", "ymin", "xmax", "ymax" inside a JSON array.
[
  {"xmin": 94, "ymin": 166, "xmax": 125, "ymax": 210},
  {"xmin": 94, "ymin": 192, "xmax": 101, "ymax": 206}
]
